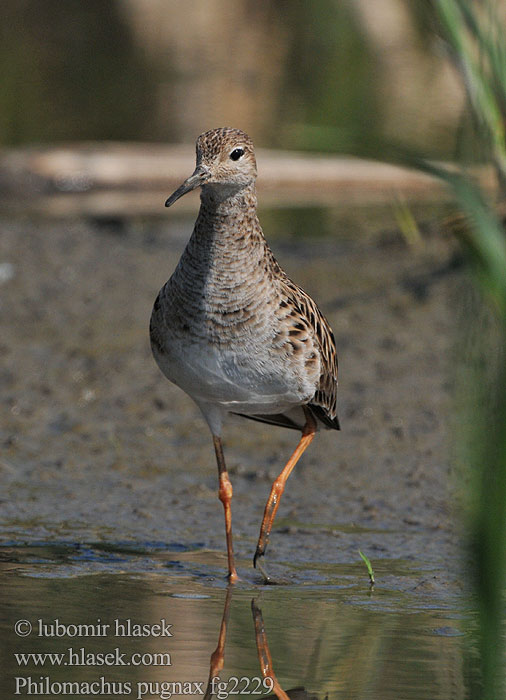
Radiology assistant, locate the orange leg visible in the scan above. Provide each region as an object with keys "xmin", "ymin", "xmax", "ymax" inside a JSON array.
[
  {"xmin": 252, "ymin": 599, "xmax": 290, "ymax": 700},
  {"xmin": 253, "ymin": 408, "xmax": 317, "ymax": 574},
  {"xmin": 213, "ymin": 435, "xmax": 239, "ymax": 583},
  {"xmin": 203, "ymin": 586, "xmax": 233, "ymax": 700}
]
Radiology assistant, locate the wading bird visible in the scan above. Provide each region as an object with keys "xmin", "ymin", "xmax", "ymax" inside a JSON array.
[{"xmin": 150, "ymin": 128, "xmax": 339, "ymax": 581}]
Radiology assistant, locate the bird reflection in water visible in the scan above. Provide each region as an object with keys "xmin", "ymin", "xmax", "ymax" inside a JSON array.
[{"xmin": 203, "ymin": 587, "xmax": 318, "ymax": 700}]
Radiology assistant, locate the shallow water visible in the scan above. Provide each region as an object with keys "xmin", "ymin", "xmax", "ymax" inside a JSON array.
[{"xmin": 1, "ymin": 542, "xmax": 467, "ymax": 700}]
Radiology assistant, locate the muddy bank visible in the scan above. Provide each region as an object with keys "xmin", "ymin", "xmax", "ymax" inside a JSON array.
[{"xmin": 0, "ymin": 205, "xmax": 463, "ymax": 588}]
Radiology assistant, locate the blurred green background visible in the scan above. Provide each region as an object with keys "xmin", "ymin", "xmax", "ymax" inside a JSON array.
[{"xmin": 0, "ymin": 0, "xmax": 469, "ymax": 156}]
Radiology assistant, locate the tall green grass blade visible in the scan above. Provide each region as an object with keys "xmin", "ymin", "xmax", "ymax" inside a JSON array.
[
  {"xmin": 413, "ymin": 160, "xmax": 506, "ymax": 312},
  {"xmin": 436, "ymin": 0, "xmax": 506, "ymax": 188},
  {"xmin": 414, "ymin": 4, "xmax": 506, "ymax": 696}
]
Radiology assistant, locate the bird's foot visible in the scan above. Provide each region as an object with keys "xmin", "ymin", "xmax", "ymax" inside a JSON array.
[
  {"xmin": 253, "ymin": 549, "xmax": 271, "ymax": 583},
  {"xmin": 227, "ymin": 569, "xmax": 239, "ymax": 584}
]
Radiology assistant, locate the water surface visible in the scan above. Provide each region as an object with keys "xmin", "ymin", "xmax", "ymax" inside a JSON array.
[{"xmin": 1, "ymin": 542, "xmax": 467, "ymax": 699}]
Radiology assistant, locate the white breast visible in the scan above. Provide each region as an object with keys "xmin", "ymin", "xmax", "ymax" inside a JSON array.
[{"xmin": 152, "ymin": 332, "xmax": 315, "ymax": 414}]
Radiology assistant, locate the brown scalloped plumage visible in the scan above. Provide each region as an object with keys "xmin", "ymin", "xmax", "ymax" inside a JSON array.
[{"xmin": 150, "ymin": 127, "xmax": 340, "ymax": 579}]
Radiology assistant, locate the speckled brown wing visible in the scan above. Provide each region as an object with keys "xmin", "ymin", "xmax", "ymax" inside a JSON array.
[
  {"xmin": 234, "ymin": 254, "xmax": 340, "ymax": 432},
  {"xmin": 281, "ymin": 278, "xmax": 340, "ymax": 430}
]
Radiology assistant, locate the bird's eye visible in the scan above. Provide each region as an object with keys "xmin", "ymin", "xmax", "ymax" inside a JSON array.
[{"xmin": 230, "ymin": 148, "xmax": 244, "ymax": 161}]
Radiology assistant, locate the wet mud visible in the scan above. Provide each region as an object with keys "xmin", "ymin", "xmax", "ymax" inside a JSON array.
[{"xmin": 0, "ymin": 205, "xmax": 463, "ymax": 593}]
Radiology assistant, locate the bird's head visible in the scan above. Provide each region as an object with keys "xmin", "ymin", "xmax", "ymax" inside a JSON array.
[{"xmin": 165, "ymin": 127, "xmax": 257, "ymax": 208}]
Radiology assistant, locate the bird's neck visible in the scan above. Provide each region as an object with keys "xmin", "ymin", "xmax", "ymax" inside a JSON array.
[
  {"xmin": 173, "ymin": 180, "xmax": 273, "ymax": 304},
  {"xmin": 199, "ymin": 180, "xmax": 258, "ymax": 218},
  {"xmin": 168, "ymin": 179, "xmax": 282, "ymax": 327},
  {"xmin": 190, "ymin": 181, "xmax": 264, "ymax": 251}
]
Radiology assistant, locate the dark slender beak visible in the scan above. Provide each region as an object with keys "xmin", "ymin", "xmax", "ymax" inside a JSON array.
[{"xmin": 165, "ymin": 165, "xmax": 209, "ymax": 208}]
